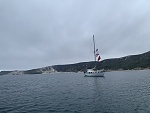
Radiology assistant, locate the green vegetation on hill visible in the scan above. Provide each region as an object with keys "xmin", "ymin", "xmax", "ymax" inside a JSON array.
[
  {"xmin": 24, "ymin": 69, "xmax": 42, "ymax": 74},
  {"xmin": 52, "ymin": 51, "xmax": 150, "ymax": 72},
  {"xmin": 98, "ymin": 51, "xmax": 150, "ymax": 70}
]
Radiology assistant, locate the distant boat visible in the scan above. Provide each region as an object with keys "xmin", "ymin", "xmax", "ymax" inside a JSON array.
[{"xmin": 84, "ymin": 35, "xmax": 104, "ymax": 77}]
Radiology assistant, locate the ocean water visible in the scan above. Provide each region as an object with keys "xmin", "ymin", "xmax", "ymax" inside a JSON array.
[{"xmin": 0, "ymin": 70, "xmax": 150, "ymax": 113}]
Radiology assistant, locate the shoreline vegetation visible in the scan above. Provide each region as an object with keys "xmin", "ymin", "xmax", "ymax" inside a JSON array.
[{"xmin": 0, "ymin": 51, "xmax": 150, "ymax": 75}]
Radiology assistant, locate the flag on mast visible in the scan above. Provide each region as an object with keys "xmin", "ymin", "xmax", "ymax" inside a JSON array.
[
  {"xmin": 95, "ymin": 49, "xmax": 101, "ymax": 61},
  {"xmin": 95, "ymin": 49, "xmax": 99, "ymax": 57},
  {"xmin": 97, "ymin": 55, "xmax": 101, "ymax": 61}
]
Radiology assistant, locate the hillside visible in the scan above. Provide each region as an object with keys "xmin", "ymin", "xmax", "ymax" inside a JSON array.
[
  {"xmin": 98, "ymin": 51, "xmax": 150, "ymax": 70},
  {"xmin": 52, "ymin": 51, "xmax": 150, "ymax": 72},
  {"xmin": 0, "ymin": 51, "xmax": 150, "ymax": 75}
]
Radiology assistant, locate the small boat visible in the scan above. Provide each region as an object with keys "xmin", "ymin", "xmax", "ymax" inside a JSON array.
[{"xmin": 84, "ymin": 35, "xmax": 104, "ymax": 77}]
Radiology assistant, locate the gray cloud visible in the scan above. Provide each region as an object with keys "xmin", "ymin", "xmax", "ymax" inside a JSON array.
[{"xmin": 0, "ymin": 0, "xmax": 150, "ymax": 70}]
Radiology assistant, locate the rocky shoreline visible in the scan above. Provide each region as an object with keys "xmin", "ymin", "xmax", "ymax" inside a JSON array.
[{"xmin": 1, "ymin": 68, "xmax": 150, "ymax": 76}]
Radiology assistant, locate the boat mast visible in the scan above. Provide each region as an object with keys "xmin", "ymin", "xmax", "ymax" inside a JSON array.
[{"xmin": 93, "ymin": 35, "xmax": 96, "ymax": 61}]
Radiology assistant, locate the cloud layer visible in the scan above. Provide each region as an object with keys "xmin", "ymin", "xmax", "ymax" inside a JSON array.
[{"xmin": 0, "ymin": 0, "xmax": 150, "ymax": 70}]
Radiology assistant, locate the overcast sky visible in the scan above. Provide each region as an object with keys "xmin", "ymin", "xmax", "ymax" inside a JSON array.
[{"xmin": 0, "ymin": 0, "xmax": 150, "ymax": 70}]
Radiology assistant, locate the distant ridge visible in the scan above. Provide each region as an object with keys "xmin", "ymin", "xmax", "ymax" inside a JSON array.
[
  {"xmin": 1, "ymin": 51, "xmax": 150, "ymax": 75},
  {"xmin": 52, "ymin": 51, "xmax": 150, "ymax": 72}
]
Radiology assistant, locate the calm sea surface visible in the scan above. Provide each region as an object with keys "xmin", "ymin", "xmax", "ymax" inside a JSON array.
[{"xmin": 0, "ymin": 70, "xmax": 150, "ymax": 113}]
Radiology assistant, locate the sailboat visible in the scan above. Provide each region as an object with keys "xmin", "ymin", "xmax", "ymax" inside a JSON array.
[{"xmin": 84, "ymin": 35, "xmax": 104, "ymax": 77}]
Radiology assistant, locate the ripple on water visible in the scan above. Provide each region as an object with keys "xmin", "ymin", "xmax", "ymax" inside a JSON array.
[{"xmin": 1, "ymin": 70, "xmax": 150, "ymax": 113}]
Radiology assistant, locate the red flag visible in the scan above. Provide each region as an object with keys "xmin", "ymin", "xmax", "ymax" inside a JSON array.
[{"xmin": 98, "ymin": 55, "xmax": 101, "ymax": 61}]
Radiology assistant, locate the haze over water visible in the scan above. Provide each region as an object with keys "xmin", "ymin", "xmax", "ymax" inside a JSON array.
[{"xmin": 0, "ymin": 70, "xmax": 150, "ymax": 113}]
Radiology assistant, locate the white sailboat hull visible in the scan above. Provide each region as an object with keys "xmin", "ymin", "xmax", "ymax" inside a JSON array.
[
  {"xmin": 84, "ymin": 69, "xmax": 104, "ymax": 77},
  {"xmin": 84, "ymin": 72, "xmax": 104, "ymax": 77}
]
